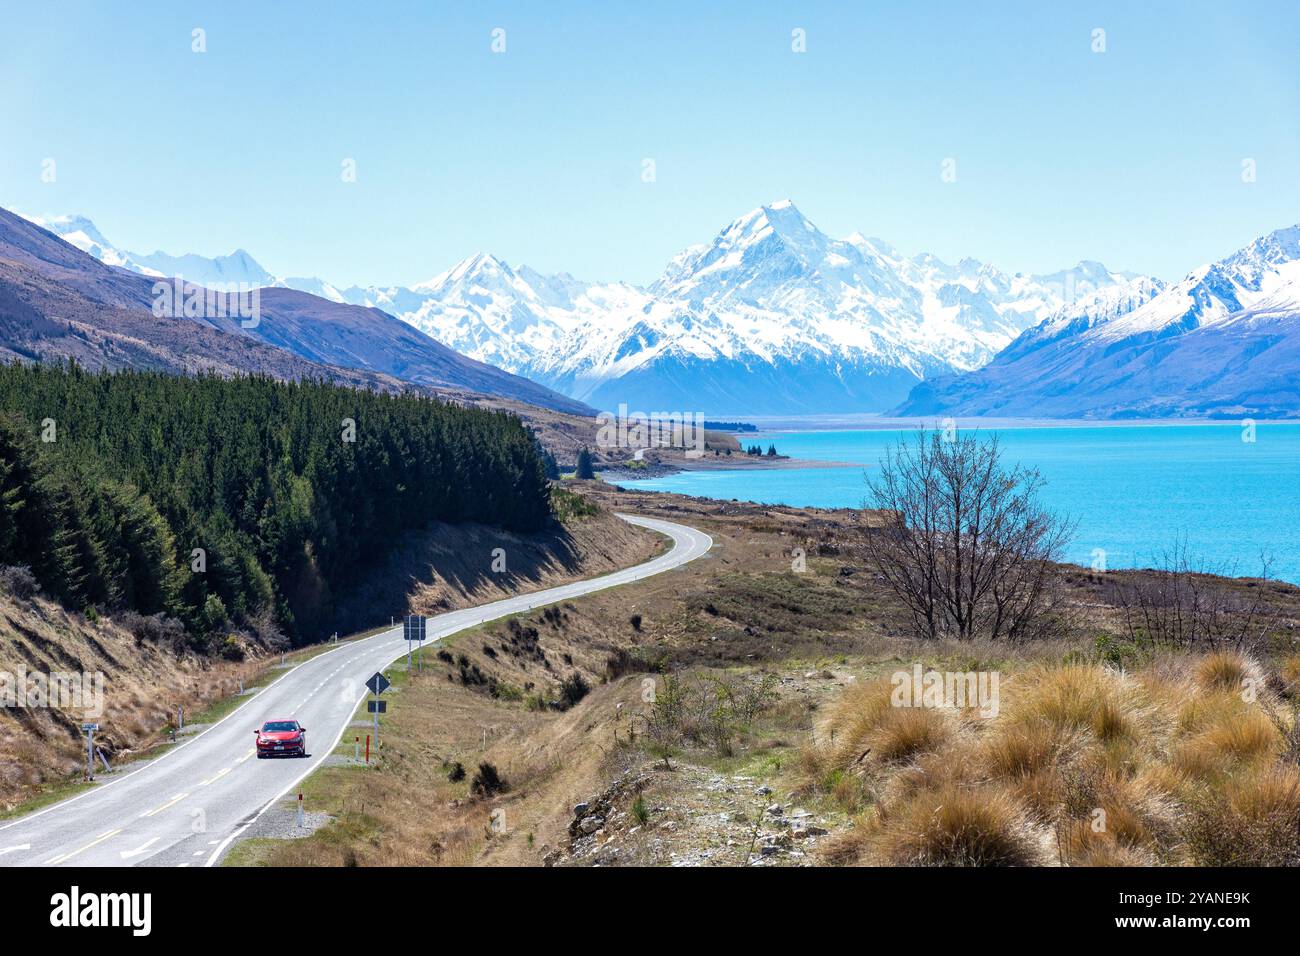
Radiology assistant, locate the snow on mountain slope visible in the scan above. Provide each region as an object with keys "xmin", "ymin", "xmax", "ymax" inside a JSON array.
[
  {"xmin": 22, "ymin": 213, "xmax": 275, "ymax": 286},
  {"xmin": 23, "ymin": 203, "xmax": 1141, "ymax": 414},
  {"xmin": 21, "ymin": 214, "xmax": 141, "ymax": 271},
  {"xmin": 896, "ymin": 226, "xmax": 1300, "ymax": 419},
  {"xmin": 522, "ymin": 201, "xmax": 1136, "ymax": 412}
]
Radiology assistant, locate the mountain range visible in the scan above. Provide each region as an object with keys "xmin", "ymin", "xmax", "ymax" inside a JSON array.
[
  {"xmin": 21, "ymin": 205, "xmax": 1300, "ymax": 419},
  {"xmin": 26, "ymin": 203, "xmax": 1140, "ymax": 415},
  {"xmin": 898, "ymin": 226, "xmax": 1300, "ymax": 418},
  {"xmin": 0, "ymin": 209, "xmax": 592, "ymax": 417}
]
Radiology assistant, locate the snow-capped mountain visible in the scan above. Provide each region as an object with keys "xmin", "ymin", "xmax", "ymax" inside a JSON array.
[
  {"xmin": 385, "ymin": 201, "xmax": 1140, "ymax": 413},
  {"xmin": 22, "ymin": 202, "xmax": 1143, "ymax": 414},
  {"xmin": 23, "ymin": 214, "xmax": 277, "ymax": 287},
  {"xmin": 3, "ymin": 208, "xmax": 593, "ymax": 417},
  {"xmin": 897, "ymin": 226, "xmax": 1300, "ymax": 419}
]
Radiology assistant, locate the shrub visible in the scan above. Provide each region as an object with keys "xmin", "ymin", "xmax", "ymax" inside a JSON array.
[
  {"xmin": 447, "ymin": 761, "xmax": 466, "ymax": 783},
  {"xmin": 117, "ymin": 609, "xmax": 187, "ymax": 651},
  {"xmin": 861, "ymin": 429, "xmax": 1072, "ymax": 642},
  {"xmin": 0, "ymin": 564, "xmax": 38, "ymax": 599},
  {"xmin": 632, "ymin": 794, "xmax": 650, "ymax": 825},
  {"xmin": 470, "ymin": 762, "xmax": 508, "ymax": 797},
  {"xmin": 554, "ymin": 672, "xmax": 591, "ymax": 711},
  {"xmin": 629, "ymin": 613, "xmax": 642, "ymax": 631}
]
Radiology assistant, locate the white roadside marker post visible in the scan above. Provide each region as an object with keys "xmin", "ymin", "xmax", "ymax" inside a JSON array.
[{"xmin": 297, "ymin": 793, "xmax": 305, "ymax": 828}]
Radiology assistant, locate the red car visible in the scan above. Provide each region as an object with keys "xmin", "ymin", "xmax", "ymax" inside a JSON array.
[{"xmin": 254, "ymin": 718, "xmax": 307, "ymax": 758}]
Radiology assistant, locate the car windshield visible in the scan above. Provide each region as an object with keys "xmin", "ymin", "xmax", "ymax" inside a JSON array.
[{"xmin": 262, "ymin": 721, "xmax": 298, "ymax": 732}]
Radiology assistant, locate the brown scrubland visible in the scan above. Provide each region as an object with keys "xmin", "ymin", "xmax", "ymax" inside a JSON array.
[{"xmin": 217, "ymin": 480, "xmax": 1300, "ymax": 868}]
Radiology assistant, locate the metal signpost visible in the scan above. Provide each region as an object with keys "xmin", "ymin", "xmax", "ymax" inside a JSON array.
[
  {"xmin": 403, "ymin": 614, "xmax": 425, "ymax": 672},
  {"xmin": 365, "ymin": 672, "xmax": 390, "ymax": 751},
  {"xmin": 81, "ymin": 722, "xmax": 98, "ymax": 780}
]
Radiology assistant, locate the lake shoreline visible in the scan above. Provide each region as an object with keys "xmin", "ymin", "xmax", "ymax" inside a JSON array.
[
  {"xmin": 604, "ymin": 422, "xmax": 1300, "ymax": 585},
  {"xmin": 599, "ymin": 455, "xmax": 859, "ymax": 482},
  {"xmin": 732, "ymin": 414, "xmax": 1300, "ymax": 434}
]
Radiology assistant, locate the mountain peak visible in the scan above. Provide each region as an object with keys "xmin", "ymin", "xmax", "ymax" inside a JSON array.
[
  {"xmin": 22, "ymin": 212, "xmax": 114, "ymax": 252},
  {"xmin": 716, "ymin": 200, "xmax": 819, "ymax": 246},
  {"xmin": 416, "ymin": 251, "xmax": 514, "ymax": 291}
]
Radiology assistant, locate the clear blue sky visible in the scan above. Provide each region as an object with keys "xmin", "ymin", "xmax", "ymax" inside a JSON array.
[{"xmin": 2, "ymin": 1, "xmax": 1297, "ymax": 287}]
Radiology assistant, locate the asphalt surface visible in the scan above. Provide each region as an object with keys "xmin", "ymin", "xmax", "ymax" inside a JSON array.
[{"xmin": 0, "ymin": 514, "xmax": 712, "ymax": 868}]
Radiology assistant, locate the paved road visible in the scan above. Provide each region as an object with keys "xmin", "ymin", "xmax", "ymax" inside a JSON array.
[{"xmin": 0, "ymin": 514, "xmax": 711, "ymax": 868}]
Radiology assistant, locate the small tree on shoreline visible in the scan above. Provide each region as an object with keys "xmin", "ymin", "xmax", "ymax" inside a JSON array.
[{"xmin": 861, "ymin": 428, "xmax": 1074, "ymax": 642}]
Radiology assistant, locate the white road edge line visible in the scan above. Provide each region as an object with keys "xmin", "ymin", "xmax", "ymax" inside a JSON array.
[
  {"xmin": 0, "ymin": 628, "xmax": 370, "ymax": 834},
  {"xmin": 202, "ymin": 514, "xmax": 711, "ymax": 867}
]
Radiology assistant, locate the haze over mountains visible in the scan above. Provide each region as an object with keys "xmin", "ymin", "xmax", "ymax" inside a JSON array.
[{"xmin": 23, "ymin": 205, "xmax": 1300, "ymax": 419}]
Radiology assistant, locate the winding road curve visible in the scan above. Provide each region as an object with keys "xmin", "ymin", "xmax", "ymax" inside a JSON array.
[{"xmin": 0, "ymin": 514, "xmax": 712, "ymax": 868}]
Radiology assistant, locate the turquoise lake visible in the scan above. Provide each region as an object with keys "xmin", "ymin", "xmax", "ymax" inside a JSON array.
[{"xmin": 613, "ymin": 423, "xmax": 1300, "ymax": 583}]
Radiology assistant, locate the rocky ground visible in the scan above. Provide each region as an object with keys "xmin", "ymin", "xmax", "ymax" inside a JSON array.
[{"xmin": 552, "ymin": 765, "xmax": 833, "ymax": 867}]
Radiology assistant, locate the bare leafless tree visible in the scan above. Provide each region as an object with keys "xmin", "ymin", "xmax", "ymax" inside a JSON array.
[
  {"xmin": 860, "ymin": 428, "xmax": 1074, "ymax": 642},
  {"xmin": 1107, "ymin": 539, "xmax": 1280, "ymax": 650}
]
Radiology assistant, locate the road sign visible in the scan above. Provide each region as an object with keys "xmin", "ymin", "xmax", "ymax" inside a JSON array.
[
  {"xmin": 404, "ymin": 614, "xmax": 427, "ymax": 673},
  {"xmin": 367, "ymin": 700, "xmax": 387, "ymax": 714},
  {"xmin": 365, "ymin": 672, "xmax": 390, "ymax": 696},
  {"xmin": 81, "ymin": 722, "xmax": 99, "ymax": 732}
]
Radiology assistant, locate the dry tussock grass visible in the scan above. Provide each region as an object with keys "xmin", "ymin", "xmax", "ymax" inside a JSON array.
[
  {"xmin": 810, "ymin": 650, "xmax": 1298, "ymax": 866},
  {"xmin": 867, "ymin": 784, "xmax": 1053, "ymax": 866}
]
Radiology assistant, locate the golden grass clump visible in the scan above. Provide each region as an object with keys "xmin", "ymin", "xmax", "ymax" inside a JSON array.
[
  {"xmin": 1059, "ymin": 823, "xmax": 1159, "ymax": 867},
  {"xmin": 981, "ymin": 719, "xmax": 1077, "ymax": 780},
  {"xmin": 809, "ymin": 652, "xmax": 1300, "ymax": 867},
  {"xmin": 1172, "ymin": 709, "xmax": 1281, "ymax": 779},
  {"xmin": 865, "ymin": 784, "xmax": 1052, "ymax": 867},
  {"xmin": 818, "ymin": 676, "xmax": 954, "ymax": 769},
  {"xmin": 870, "ymin": 706, "xmax": 953, "ymax": 763},
  {"xmin": 1183, "ymin": 766, "xmax": 1300, "ymax": 866},
  {"xmin": 1277, "ymin": 652, "xmax": 1300, "ymax": 698},
  {"xmin": 1004, "ymin": 663, "xmax": 1148, "ymax": 745},
  {"xmin": 1192, "ymin": 649, "xmax": 1263, "ymax": 694}
]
